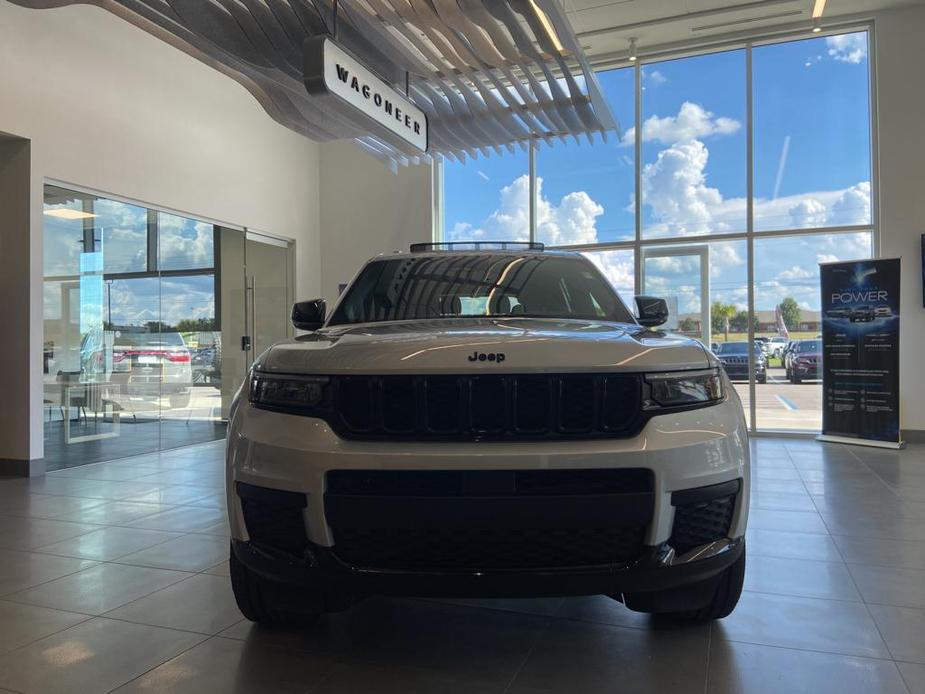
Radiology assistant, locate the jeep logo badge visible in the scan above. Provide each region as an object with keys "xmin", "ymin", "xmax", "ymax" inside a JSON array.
[{"xmin": 468, "ymin": 351, "xmax": 505, "ymax": 363}]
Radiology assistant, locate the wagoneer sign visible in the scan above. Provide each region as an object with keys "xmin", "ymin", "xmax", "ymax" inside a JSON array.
[{"xmin": 303, "ymin": 36, "xmax": 428, "ymax": 153}]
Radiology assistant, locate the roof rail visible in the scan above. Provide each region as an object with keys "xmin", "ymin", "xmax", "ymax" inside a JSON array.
[{"xmin": 409, "ymin": 241, "xmax": 545, "ymax": 253}]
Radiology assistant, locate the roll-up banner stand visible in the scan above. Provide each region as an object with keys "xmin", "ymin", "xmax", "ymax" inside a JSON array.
[{"xmin": 817, "ymin": 258, "xmax": 904, "ymax": 449}]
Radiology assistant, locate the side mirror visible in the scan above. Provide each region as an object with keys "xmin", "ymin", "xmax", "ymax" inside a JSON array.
[
  {"xmin": 635, "ymin": 295, "xmax": 669, "ymax": 328},
  {"xmin": 291, "ymin": 299, "xmax": 326, "ymax": 331}
]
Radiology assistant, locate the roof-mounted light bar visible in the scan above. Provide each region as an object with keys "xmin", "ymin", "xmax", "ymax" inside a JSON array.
[{"xmin": 410, "ymin": 242, "xmax": 546, "ymax": 253}]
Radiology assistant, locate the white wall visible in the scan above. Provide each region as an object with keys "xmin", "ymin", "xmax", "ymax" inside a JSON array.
[
  {"xmin": 0, "ymin": 1, "xmax": 322, "ymax": 464},
  {"xmin": 875, "ymin": 4, "xmax": 925, "ymax": 435},
  {"xmin": 318, "ymin": 140, "xmax": 434, "ymax": 306}
]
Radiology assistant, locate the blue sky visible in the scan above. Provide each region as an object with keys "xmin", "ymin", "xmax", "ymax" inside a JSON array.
[{"xmin": 444, "ymin": 32, "xmax": 873, "ymax": 314}]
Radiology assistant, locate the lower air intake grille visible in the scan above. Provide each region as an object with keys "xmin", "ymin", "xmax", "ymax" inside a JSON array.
[
  {"xmin": 330, "ymin": 525, "xmax": 648, "ymax": 571},
  {"xmin": 670, "ymin": 493, "xmax": 736, "ymax": 555},
  {"xmin": 238, "ymin": 483, "xmax": 308, "ymax": 556}
]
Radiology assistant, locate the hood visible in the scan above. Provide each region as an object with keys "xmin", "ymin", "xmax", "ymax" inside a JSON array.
[{"xmin": 256, "ymin": 318, "xmax": 713, "ymax": 375}]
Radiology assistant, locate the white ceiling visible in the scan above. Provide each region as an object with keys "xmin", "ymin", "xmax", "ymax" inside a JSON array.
[{"xmin": 558, "ymin": 0, "xmax": 920, "ymax": 63}]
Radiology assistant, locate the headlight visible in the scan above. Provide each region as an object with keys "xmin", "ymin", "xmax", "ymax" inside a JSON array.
[
  {"xmin": 250, "ymin": 373, "xmax": 329, "ymax": 411},
  {"xmin": 643, "ymin": 368, "xmax": 724, "ymax": 410}
]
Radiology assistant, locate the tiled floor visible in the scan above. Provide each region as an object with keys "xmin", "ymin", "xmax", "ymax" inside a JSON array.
[{"xmin": 0, "ymin": 438, "xmax": 923, "ymax": 693}]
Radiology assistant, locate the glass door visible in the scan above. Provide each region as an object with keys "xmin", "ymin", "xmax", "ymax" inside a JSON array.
[
  {"xmin": 244, "ymin": 232, "xmax": 294, "ymax": 370},
  {"xmin": 641, "ymin": 245, "xmax": 710, "ymax": 345}
]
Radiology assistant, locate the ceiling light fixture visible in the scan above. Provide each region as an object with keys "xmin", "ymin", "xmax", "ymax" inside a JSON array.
[
  {"xmin": 527, "ymin": 0, "xmax": 564, "ymax": 54},
  {"xmin": 812, "ymin": 18, "xmax": 822, "ymax": 32},
  {"xmin": 812, "ymin": 0, "xmax": 827, "ymax": 19},
  {"xmin": 628, "ymin": 37, "xmax": 638, "ymax": 62},
  {"xmin": 43, "ymin": 208, "xmax": 98, "ymax": 220}
]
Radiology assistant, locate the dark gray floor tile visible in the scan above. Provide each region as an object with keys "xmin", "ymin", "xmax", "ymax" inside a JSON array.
[
  {"xmin": 713, "ymin": 591, "xmax": 890, "ymax": 658},
  {"xmin": 0, "ymin": 516, "xmax": 101, "ymax": 551},
  {"xmin": 0, "ymin": 599, "xmax": 89, "ymax": 655},
  {"xmin": 115, "ymin": 533, "xmax": 228, "ymax": 571},
  {"xmin": 127, "ymin": 505, "xmax": 226, "ymax": 532},
  {"xmin": 821, "ymin": 512, "xmax": 925, "ymax": 542},
  {"xmin": 52, "ymin": 500, "xmax": 170, "ymax": 525},
  {"xmin": 507, "ymin": 619, "xmax": 709, "ymax": 694},
  {"xmin": 313, "ymin": 660, "xmax": 506, "ymax": 694},
  {"xmin": 744, "ymin": 555, "xmax": 860, "ymax": 601},
  {"xmin": 849, "ymin": 564, "xmax": 925, "ymax": 609},
  {"xmin": 707, "ymin": 640, "xmax": 908, "ymax": 694},
  {"xmin": 746, "ymin": 528, "xmax": 842, "ymax": 562},
  {"xmin": 0, "ymin": 617, "xmax": 205, "ymax": 694},
  {"xmin": 868, "ymin": 604, "xmax": 925, "ymax": 664},
  {"xmin": 832, "ymin": 534, "xmax": 925, "ymax": 570},
  {"xmin": 202, "ymin": 560, "xmax": 230, "ymax": 577},
  {"xmin": 748, "ymin": 509, "xmax": 828, "ymax": 534},
  {"xmin": 112, "ymin": 636, "xmax": 333, "ymax": 693},
  {"xmin": 8, "ymin": 562, "xmax": 191, "ymax": 615},
  {"xmin": 222, "ymin": 598, "xmax": 547, "ymax": 683},
  {"xmin": 751, "ymin": 491, "xmax": 817, "ymax": 512},
  {"xmin": 105, "ymin": 574, "xmax": 241, "ymax": 634},
  {"xmin": 0, "ymin": 549, "xmax": 97, "ymax": 596},
  {"xmin": 35, "ymin": 526, "xmax": 181, "ymax": 561},
  {"xmin": 899, "ymin": 662, "xmax": 925, "ymax": 694}
]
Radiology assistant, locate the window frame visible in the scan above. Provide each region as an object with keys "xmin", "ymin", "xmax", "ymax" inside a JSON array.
[{"xmin": 436, "ymin": 22, "xmax": 878, "ymax": 436}]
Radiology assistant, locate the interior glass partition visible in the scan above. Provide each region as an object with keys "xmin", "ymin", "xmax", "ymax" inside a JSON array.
[{"xmin": 42, "ymin": 185, "xmax": 293, "ymax": 469}]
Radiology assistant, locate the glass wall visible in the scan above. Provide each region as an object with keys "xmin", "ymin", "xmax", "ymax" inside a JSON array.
[
  {"xmin": 43, "ymin": 186, "xmax": 226, "ymax": 469},
  {"xmin": 440, "ymin": 29, "xmax": 874, "ymax": 433}
]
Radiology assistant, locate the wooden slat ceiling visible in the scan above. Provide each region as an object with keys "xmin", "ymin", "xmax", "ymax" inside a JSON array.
[{"xmin": 12, "ymin": 0, "xmax": 619, "ymax": 168}]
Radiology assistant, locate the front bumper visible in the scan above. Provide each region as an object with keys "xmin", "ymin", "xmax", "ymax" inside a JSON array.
[{"xmin": 232, "ymin": 535, "xmax": 744, "ymax": 600}]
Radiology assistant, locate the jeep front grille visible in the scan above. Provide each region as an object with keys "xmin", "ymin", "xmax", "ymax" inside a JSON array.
[
  {"xmin": 331, "ymin": 373, "xmax": 643, "ymax": 441},
  {"xmin": 325, "ymin": 469, "xmax": 654, "ymax": 571}
]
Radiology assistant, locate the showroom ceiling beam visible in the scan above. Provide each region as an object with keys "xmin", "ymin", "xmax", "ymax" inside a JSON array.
[{"xmin": 10, "ymin": 0, "xmax": 618, "ymax": 168}]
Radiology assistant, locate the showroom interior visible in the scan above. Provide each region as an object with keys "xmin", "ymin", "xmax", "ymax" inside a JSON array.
[{"xmin": 2, "ymin": 0, "xmax": 925, "ymax": 691}]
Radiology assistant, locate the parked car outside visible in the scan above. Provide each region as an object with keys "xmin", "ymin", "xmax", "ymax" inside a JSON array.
[
  {"xmin": 767, "ymin": 336, "xmax": 788, "ymax": 359},
  {"xmin": 713, "ymin": 341, "xmax": 768, "ymax": 384},
  {"xmin": 787, "ymin": 339, "xmax": 821, "ymax": 383}
]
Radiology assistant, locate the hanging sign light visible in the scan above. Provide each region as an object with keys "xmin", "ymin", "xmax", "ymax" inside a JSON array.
[{"xmin": 304, "ymin": 36, "xmax": 428, "ymax": 153}]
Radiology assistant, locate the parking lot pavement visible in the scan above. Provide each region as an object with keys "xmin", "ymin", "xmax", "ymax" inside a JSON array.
[{"xmin": 729, "ymin": 367, "xmax": 822, "ymax": 431}]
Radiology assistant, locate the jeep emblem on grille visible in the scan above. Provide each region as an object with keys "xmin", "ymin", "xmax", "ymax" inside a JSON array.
[{"xmin": 468, "ymin": 351, "xmax": 505, "ymax": 363}]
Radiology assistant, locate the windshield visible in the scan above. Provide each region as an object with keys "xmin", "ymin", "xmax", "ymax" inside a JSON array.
[
  {"xmin": 798, "ymin": 340, "xmax": 821, "ymax": 353},
  {"xmin": 328, "ymin": 254, "xmax": 635, "ymax": 326},
  {"xmin": 715, "ymin": 342, "xmax": 750, "ymax": 355}
]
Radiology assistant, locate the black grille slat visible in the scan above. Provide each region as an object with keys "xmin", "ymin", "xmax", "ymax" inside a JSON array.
[
  {"xmin": 424, "ymin": 377, "xmax": 461, "ymax": 433},
  {"xmin": 331, "ymin": 373, "xmax": 644, "ymax": 441},
  {"xmin": 330, "ymin": 525, "xmax": 647, "ymax": 570},
  {"xmin": 327, "ymin": 469, "xmax": 653, "ymax": 497},
  {"xmin": 381, "ymin": 377, "xmax": 416, "ymax": 432},
  {"xmin": 670, "ymin": 495, "xmax": 736, "ymax": 555}
]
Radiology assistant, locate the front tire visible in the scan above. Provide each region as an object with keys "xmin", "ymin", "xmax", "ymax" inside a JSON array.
[
  {"xmin": 623, "ymin": 544, "xmax": 746, "ymax": 622},
  {"xmin": 229, "ymin": 544, "xmax": 323, "ymax": 625}
]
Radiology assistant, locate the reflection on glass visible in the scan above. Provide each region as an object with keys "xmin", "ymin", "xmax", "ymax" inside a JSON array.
[
  {"xmin": 641, "ymin": 50, "xmax": 747, "ymax": 238},
  {"xmin": 753, "ymin": 32, "xmax": 871, "ymax": 231},
  {"xmin": 754, "ymin": 232, "xmax": 872, "ymax": 431},
  {"xmin": 42, "ymin": 185, "xmax": 225, "ymax": 470}
]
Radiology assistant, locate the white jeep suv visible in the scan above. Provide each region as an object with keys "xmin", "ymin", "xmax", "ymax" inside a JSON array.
[{"xmin": 226, "ymin": 243, "xmax": 749, "ymax": 624}]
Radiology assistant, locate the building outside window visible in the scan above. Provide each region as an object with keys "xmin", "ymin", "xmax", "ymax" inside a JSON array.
[{"xmin": 440, "ymin": 29, "xmax": 874, "ymax": 433}]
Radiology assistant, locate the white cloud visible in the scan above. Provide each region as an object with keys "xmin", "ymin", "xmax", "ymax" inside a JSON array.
[
  {"xmin": 826, "ymin": 33, "xmax": 867, "ymax": 64},
  {"xmin": 446, "ymin": 175, "xmax": 604, "ymax": 246},
  {"xmin": 640, "ymin": 139, "xmax": 727, "ymax": 235},
  {"xmin": 622, "ymin": 102, "xmax": 741, "ymax": 146},
  {"xmin": 647, "ymin": 69, "xmax": 668, "ymax": 86},
  {"xmin": 778, "ymin": 265, "xmax": 814, "ymax": 280}
]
